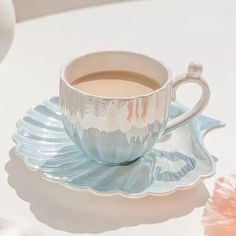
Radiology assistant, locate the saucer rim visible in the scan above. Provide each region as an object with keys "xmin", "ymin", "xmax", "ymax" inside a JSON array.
[{"xmin": 14, "ymin": 121, "xmax": 224, "ymax": 198}]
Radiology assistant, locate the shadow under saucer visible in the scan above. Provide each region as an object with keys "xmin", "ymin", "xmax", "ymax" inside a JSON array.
[{"xmin": 5, "ymin": 148, "xmax": 210, "ymax": 234}]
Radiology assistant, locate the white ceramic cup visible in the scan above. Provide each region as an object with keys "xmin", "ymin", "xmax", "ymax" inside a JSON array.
[{"xmin": 60, "ymin": 51, "xmax": 210, "ymax": 165}]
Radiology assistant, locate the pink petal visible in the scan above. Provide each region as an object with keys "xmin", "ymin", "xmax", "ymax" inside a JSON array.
[{"xmin": 203, "ymin": 174, "xmax": 236, "ymax": 236}]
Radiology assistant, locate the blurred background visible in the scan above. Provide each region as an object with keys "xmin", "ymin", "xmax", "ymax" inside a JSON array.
[{"xmin": 12, "ymin": 0, "xmax": 137, "ymax": 22}]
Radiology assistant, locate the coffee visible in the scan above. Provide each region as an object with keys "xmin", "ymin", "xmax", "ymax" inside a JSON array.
[{"xmin": 71, "ymin": 71, "xmax": 160, "ymax": 98}]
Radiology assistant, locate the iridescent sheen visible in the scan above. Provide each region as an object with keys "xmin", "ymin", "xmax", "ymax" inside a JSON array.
[{"xmin": 13, "ymin": 97, "xmax": 224, "ymax": 197}]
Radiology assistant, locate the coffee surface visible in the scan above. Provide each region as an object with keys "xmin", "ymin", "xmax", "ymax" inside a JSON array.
[{"xmin": 71, "ymin": 71, "xmax": 160, "ymax": 97}]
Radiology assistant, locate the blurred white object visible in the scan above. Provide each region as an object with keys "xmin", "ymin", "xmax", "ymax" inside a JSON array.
[{"xmin": 0, "ymin": 0, "xmax": 15, "ymax": 63}]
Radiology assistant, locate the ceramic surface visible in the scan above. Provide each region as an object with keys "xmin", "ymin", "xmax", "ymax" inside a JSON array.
[
  {"xmin": 13, "ymin": 97, "xmax": 223, "ymax": 197},
  {"xmin": 60, "ymin": 52, "xmax": 210, "ymax": 164}
]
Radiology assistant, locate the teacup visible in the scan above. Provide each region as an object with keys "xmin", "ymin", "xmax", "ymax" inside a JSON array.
[{"xmin": 60, "ymin": 51, "xmax": 210, "ymax": 165}]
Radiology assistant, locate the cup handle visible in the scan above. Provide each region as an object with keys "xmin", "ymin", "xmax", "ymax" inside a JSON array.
[{"xmin": 164, "ymin": 62, "xmax": 210, "ymax": 135}]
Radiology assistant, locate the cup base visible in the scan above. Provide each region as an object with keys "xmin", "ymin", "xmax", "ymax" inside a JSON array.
[{"xmin": 90, "ymin": 156, "xmax": 142, "ymax": 166}]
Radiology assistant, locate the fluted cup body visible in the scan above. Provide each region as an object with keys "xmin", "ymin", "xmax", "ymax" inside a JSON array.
[{"xmin": 60, "ymin": 52, "xmax": 172, "ymax": 165}]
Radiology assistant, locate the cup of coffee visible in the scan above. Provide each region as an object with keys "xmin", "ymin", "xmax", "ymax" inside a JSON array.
[{"xmin": 60, "ymin": 51, "xmax": 210, "ymax": 165}]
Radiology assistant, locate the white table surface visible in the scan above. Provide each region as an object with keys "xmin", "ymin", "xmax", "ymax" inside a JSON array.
[{"xmin": 0, "ymin": 0, "xmax": 235, "ymax": 235}]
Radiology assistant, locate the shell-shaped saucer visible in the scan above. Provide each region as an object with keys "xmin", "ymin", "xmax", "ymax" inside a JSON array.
[{"xmin": 13, "ymin": 97, "xmax": 224, "ymax": 198}]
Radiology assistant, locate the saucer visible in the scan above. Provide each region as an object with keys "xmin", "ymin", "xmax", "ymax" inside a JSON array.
[{"xmin": 13, "ymin": 97, "xmax": 224, "ymax": 198}]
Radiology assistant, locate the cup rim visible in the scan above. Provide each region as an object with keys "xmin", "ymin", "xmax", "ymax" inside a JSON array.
[{"xmin": 60, "ymin": 51, "xmax": 172, "ymax": 100}]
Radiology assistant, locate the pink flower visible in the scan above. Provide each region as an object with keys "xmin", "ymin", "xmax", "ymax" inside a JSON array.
[{"xmin": 203, "ymin": 174, "xmax": 236, "ymax": 236}]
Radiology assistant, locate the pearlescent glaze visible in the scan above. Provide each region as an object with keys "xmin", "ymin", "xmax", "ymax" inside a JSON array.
[
  {"xmin": 61, "ymin": 80, "xmax": 171, "ymax": 164},
  {"xmin": 13, "ymin": 97, "xmax": 224, "ymax": 197},
  {"xmin": 60, "ymin": 52, "xmax": 210, "ymax": 165}
]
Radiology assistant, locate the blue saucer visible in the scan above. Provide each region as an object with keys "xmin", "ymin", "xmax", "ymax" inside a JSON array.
[{"xmin": 13, "ymin": 97, "xmax": 224, "ymax": 198}]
